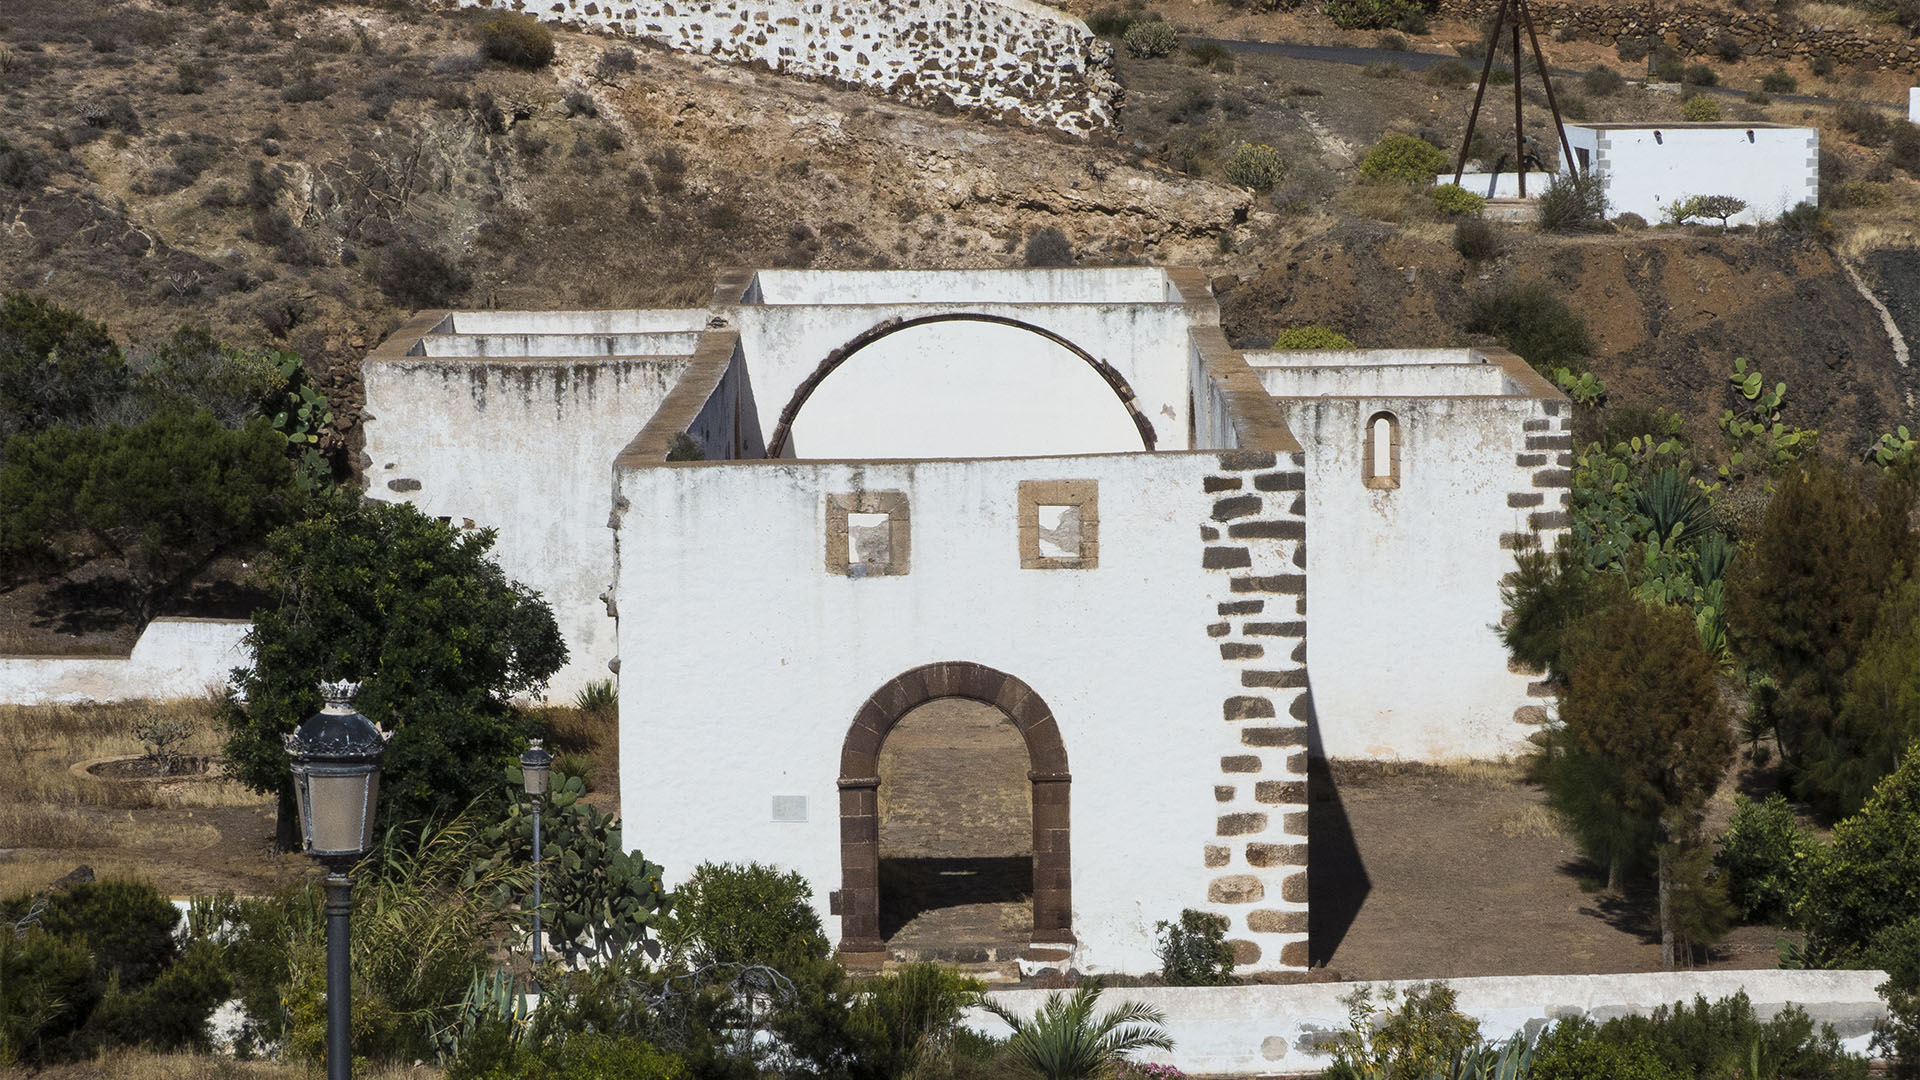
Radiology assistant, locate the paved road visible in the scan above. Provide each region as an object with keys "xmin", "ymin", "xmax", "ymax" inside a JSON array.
[{"xmin": 1192, "ymin": 36, "xmax": 1899, "ymax": 111}]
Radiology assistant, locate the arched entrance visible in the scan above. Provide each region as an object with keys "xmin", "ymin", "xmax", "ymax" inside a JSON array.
[
  {"xmin": 766, "ymin": 314, "xmax": 1159, "ymax": 459},
  {"xmin": 837, "ymin": 661, "xmax": 1071, "ymax": 962}
]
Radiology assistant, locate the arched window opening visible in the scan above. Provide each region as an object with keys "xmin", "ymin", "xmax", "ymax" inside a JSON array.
[{"xmin": 1364, "ymin": 412, "xmax": 1401, "ymax": 490}]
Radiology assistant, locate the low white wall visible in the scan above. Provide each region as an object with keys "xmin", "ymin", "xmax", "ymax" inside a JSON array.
[
  {"xmin": 418, "ymin": 332, "xmax": 701, "ymax": 358},
  {"xmin": 440, "ymin": 0, "xmax": 1114, "ymax": 136},
  {"xmin": 1566, "ymin": 123, "xmax": 1818, "ymax": 225},
  {"xmin": 972, "ymin": 970, "xmax": 1891, "ymax": 1076},
  {"xmin": 1447, "ymin": 171, "xmax": 1557, "ymax": 199},
  {"xmin": 1257, "ymin": 364, "xmax": 1515, "ymax": 398},
  {"xmin": 751, "ymin": 269, "xmax": 1175, "ymax": 306},
  {"xmin": 446, "ymin": 309, "xmax": 709, "ymax": 335},
  {"xmin": 0, "ymin": 618, "xmax": 249, "ymax": 705}
]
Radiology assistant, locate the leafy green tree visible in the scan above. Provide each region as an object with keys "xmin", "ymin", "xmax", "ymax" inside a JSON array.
[
  {"xmin": 1797, "ymin": 749, "xmax": 1920, "ymax": 967},
  {"xmin": 1727, "ymin": 459, "xmax": 1914, "ymax": 800},
  {"xmin": 981, "ymin": 980, "xmax": 1172, "ymax": 1080},
  {"xmin": 1326, "ymin": 982, "xmax": 1482, "ymax": 1080},
  {"xmin": 223, "ymin": 497, "xmax": 567, "ymax": 842},
  {"xmin": 1804, "ymin": 575, "xmax": 1920, "ymax": 815},
  {"xmin": 1357, "ymin": 134, "xmax": 1450, "ymax": 183},
  {"xmin": 1537, "ymin": 599, "xmax": 1734, "ymax": 964},
  {"xmin": 0, "ymin": 411, "xmax": 296, "ymax": 617},
  {"xmin": 1715, "ymin": 793, "xmax": 1815, "ymax": 923},
  {"xmin": 0, "ymin": 291, "xmax": 126, "ymax": 439}
]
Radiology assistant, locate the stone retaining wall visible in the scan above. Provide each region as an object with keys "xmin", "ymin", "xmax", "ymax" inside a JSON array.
[{"xmin": 443, "ymin": 0, "xmax": 1116, "ymax": 135}]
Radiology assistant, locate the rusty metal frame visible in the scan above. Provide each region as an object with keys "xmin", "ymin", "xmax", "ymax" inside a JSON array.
[{"xmin": 1452, "ymin": 0, "xmax": 1580, "ymax": 199}]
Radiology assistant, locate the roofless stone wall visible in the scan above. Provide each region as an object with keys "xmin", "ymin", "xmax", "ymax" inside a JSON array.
[{"xmin": 448, "ymin": 0, "xmax": 1117, "ymax": 135}]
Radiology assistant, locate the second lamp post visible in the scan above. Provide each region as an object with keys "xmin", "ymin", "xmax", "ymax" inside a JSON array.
[{"xmin": 519, "ymin": 738, "xmax": 551, "ymax": 965}]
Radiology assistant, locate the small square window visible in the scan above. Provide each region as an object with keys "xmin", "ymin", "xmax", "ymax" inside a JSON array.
[
  {"xmin": 826, "ymin": 492, "xmax": 910, "ymax": 577},
  {"xmin": 1020, "ymin": 480, "xmax": 1098, "ymax": 570}
]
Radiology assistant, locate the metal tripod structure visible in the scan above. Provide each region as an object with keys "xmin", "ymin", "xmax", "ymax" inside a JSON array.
[{"xmin": 1451, "ymin": 0, "xmax": 1579, "ymax": 198}]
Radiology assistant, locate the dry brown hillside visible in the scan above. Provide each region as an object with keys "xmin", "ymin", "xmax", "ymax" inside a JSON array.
[{"xmin": 1, "ymin": 0, "xmax": 1915, "ymax": 457}]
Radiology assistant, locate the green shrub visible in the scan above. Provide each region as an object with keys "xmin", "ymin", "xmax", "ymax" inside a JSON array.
[
  {"xmin": 378, "ymin": 245, "xmax": 471, "ymax": 309},
  {"xmin": 1682, "ymin": 63, "xmax": 1718, "ymax": 86},
  {"xmin": 20, "ymin": 880, "xmax": 179, "ymax": 987},
  {"xmin": 1613, "ymin": 211, "xmax": 1648, "ymax": 230},
  {"xmin": 1184, "ymin": 40, "xmax": 1234, "ymax": 71},
  {"xmin": 1888, "ymin": 122, "xmax": 1920, "ymax": 175},
  {"xmin": 1086, "ymin": 6, "xmax": 1146, "ymax": 36},
  {"xmin": 1654, "ymin": 49, "xmax": 1685, "ymax": 82},
  {"xmin": 1362, "ymin": 61, "xmax": 1404, "ymax": 79},
  {"xmin": 1716, "ymin": 794, "xmax": 1813, "ymax": 923},
  {"xmin": 662, "ymin": 862, "xmax": 829, "ymax": 973},
  {"xmin": 1811, "ymin": 53, "xmax": 1835, "ymax": 78},
  {"xmin": 1122, "ymin": 21, "xmax": 1178, "ymax": 58},
  {"xmin": 1324, "ymin": 0, "xmax": 1423, "ymax": 30},
  {"xmin": 1024, "ymin": 227, "xmax": 1075, "ymax": 267},
  {"xmin": 1154, "ymin": 909, "xmax": 1235, "ymax": 986},
  {"xmin": 1430, "ymin": 182, "xmax": 1484, "ymax": 216},
  {"xmin": 1326, "ymin": 983, "xmax": 1482, "ymax": 1079},
  {"xmin": 1465, "ymin": 281, "xmax": 1591, "ymax": 374},
  {"xmin": 1681, "ymin": 95, "xmax": 1723, "ymax": 121},
  {"xmin": 478, "ymin": 13, "xmax": 555, "ymax": 69},
  {"xmin": 1616, "ymin": 36, "xmax": 1652, "ymax": 63},
  {"xmin": 1536, "ymin": 172, "xmax": 1608, "ymax": 232},
  {"xmin": 88, "ymin": 939, "xmax": 232, "ymax": 1054},
  {"xmin": 1425, "ymin": 59, "xmax": 1472, "ymax": 87},
  {"xmin": 1582, "ymin": 64, "xmax": 1625, "ymax": 96},
  {"xmin": 1224, "ymin": 143, "xmax": 1284, "ymax": 190},
  {"xmin": 1835, "ymin": 103, "xmax": 1891, "ymax": 147},
  {"xmin": 1531, "ymin": 1017, "xmax": 1683, "ymax": 1080},
  {"xmin": 1453, "ymin": 217, "xmax": 1499, "ymax": 261},
  {"xmin": 1761, "ymin": 68, "xmax": 1798, "ymax": 93},
  {"xmin": 1593, "ymin": 993, "xmax": 1865, "ymax": 1080},
  {"xmin": 1798, "ymin": 746, "xmax": 1920, "ymax": 965},
  {"xmin": 0, "ymin": 924, "xmax": 100, "ymax": 1065},
  {"xmin": 1357, "ymin": 133, "xmax": 1449, "ymax": 183},
  {"xmin": 0, "ymin": 291, "xmax": 126, "ymax": 439},
  {"xmin": 1272, "ymin": 326, "xmax": 1355, "ymax": 349}
]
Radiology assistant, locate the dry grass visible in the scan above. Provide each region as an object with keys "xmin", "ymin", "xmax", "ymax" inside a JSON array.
[
  {"xmin": 1437, "ymin": 758, "xmax": 1528, "ymax": 789},
  {"xmin": 1796, "ymin": 3, "xmax": 1882, "ymax": 28},
  {"xmin": 534, "ymin": 702, "xmax": 619, "ymax": 804},
  {"xmin": 0, "ymin": 697, "xmax": 262, "ymax": 813},
  {"xmin": 1335, "ymin": 180, "xmax": 1432, "ymax": 223},
  {"xmin": 29, "ymin": 1048, "xmax": 442, "ymax": 1079},
  {"xmin": 1497, "ymin": 803, "xmax": 1563, "ymax": 839}
]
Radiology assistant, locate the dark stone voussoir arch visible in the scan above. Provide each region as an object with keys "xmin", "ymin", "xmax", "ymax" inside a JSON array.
[
  {"xmin": 765, "ymin": 313, "xmax": 1159, "ymax": 459},
  {"xmin": 836, "ymin": 661, "xmax": 1073, "ymax": 963}
]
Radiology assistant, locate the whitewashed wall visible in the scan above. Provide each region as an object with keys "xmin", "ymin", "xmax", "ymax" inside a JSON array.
[
  {"xmin": 972, "ymin": 970, "xmax": 1891, "ymax": 1076},
  {"xmin": 1254, "ymin": 352, "xmax": 1564, "ymax": 760},
  {"xmin": 1564, "ymin": 124, "xmax": 1819, "ymax": 224},
  {"xmin": 363, "ymin": 355, "xmax": 695, "ymax": 700},
  {"xmin": 440, "ymin": 0, "xmax": 1114, "ymax": 135},
  {"xmin": 613, "ymin": 451, "xmax": 1298, "ymax": 973},
  {"xmin": 728, "ymin": 270, "xmax": 1195, "ymax": 457},
  {"xmin": 0, "ymin": 618, "xmax": 249, "ymax": 705}
]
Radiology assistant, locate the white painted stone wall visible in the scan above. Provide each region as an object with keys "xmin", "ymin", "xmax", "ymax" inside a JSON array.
[
  {"xmin": 362, "ymin": 355, "xmax": 696, "ymax": 700},
  {"xmin": 1564, "ymin": 123, "xmax": 1819, "ymax": 224},
  {"xmin": 1253, "ymin": 350, "xmax": 1564, "ymax": 760},
  {"xmin": 972, "ymin": 970, "xmax": 1891, "ymax": 1076},
  {"xmin": 0, "ymin": 618, "xmax": 249, "ymax": 705},
  {"xmin": 612, "ymin": 451, "xmax": 1293, "ymax": 973},
  {"xmin": 441, "ymin": 0, "xmax": 1114, "ymax": 135},
  {"xmin": 727, "ymin": 269, "xmax": 1196, "ymax": 456},
  {"xmin": 1446, "ymin": 171, "xmax": 1557, "ymax": 199}
]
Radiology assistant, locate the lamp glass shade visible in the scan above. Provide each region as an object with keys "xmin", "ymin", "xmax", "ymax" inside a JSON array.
[
  {"xmin": 520, "ymin": 740, "xmax": 552, "ymax": 797},
  {"xmin": 299, "ymin": 768, "xmax": 382, "ymax": 855}
]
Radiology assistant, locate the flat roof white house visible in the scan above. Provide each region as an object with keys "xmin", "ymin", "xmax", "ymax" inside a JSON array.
[{"xmin": 1563, "ymin": 122, "xmax": 1819, "ymax": 225}]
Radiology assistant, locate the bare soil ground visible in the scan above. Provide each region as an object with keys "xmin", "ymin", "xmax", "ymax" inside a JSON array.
[{"xmin": 869, "ymin": 699, "xmax": 1792, "ymax": 979}]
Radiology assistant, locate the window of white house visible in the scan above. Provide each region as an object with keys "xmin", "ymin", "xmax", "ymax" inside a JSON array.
[{"xmin": 1364, "ymin": 412, "xmax": 1400, "ymax": 490}]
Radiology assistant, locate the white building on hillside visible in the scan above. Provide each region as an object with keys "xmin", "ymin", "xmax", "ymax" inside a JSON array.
[
  {"xmin": 1562, "ymin": 122, "xmax": 1819, "ymax": 225},
  {"xmin": 357, "ymin": 268, "xmax": 1568, "ymax": 975}
]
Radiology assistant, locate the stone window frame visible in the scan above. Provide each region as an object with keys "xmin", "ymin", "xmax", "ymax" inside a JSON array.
[
  {"xmin": 825, "ymin": 491, "xmax": 911, "ymax": 577},
  {"xmin": 1362, "ymin": 411, "xmax": 1401, "ymax": 491},
  {"xmin": 1019, "ymin": 479, "xmax": 1099, "ymax": 570}
]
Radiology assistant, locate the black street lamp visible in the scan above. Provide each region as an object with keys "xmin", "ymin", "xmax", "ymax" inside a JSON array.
[
  {"xmin": 286, "ymin": 680, "xmax": 390, "ymax": 1080},
  {"xmin": 519, "ymin": 738, "xmax": 552, "ymax": 965}
]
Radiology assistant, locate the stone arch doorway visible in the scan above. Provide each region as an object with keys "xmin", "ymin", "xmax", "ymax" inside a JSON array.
[
  {"xmin": 765, "ymin": 313, "xmax": 1159, "ymax": 458},
  {"xmin": 837, "ymin": 661, "xmax": 1071, "ymax": 963}
]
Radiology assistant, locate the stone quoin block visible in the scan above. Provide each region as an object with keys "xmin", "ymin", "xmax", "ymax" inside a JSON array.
[
  {"xmin": 1281, "ymin": 871, "xmax": 1309, "ymax": 903},
  {"xmin": 1254, "ymin": 782, "xmax": 1307, "ymax": 805},
  {"xmin": 1217, "ymin": 812, "xmax": 1267, "ymax": 836},
  {"xmin": 1246, "ymin": 842, "xmax": 1307, "ymax": 867},
  {"xmin": 1223, "ymin": 696, "xmax": 1276, "ymax": 721},
  {"xmin": 1242, "ymin": 668, "xmax": 1307, "ymax": 689},
  {"xmin": 1216, "ymin": 450, "xmax": 1276, "ymax": 471},
  {"xmin": 1208, "ymin": 874, "xmax": 1265, "ymax": 903},
  {"xmin": 1222, "ymin": 642, "xmax": 1265, "ymax": 660},
  {"xmin": 1215, "ymin": 785, "xmax": 1235, "ymax": 802},
  {"xmin": 1203, "ymin": 546, "xmax": 1253, "ymax": 569},
  {"xmin": 1229, "ymin": 939, "xmax": 1262, "ymax": 965},
  {"xmin": 1231, "ymin": 574, "xmax": 1306, "ymax": 594},
  {"xmin": 1253, "ymin": 471, "xmax": 1305, "ymax": 491},
  {"xmin": 1205, "ymin": 844, "xmax": 1230, "ymax": 867},
  {"xmin": 1220, "ymin": 755, "xmax": 1262, "ymax": 773},
  {"xmin": 1244, "ymin": 621, "xmax": 1306, "ymax": 638},
  {"xmin": 1247, "ymin": 909, "xmax": 1308, "ymax": 934},
  {"xmin": 1228, "ymin": 519, "xmax": 1306, "ymax": 540},
  {"xmin": 1219, "ymin": 600, "xmax": 1264, "ymax": 615},
  {"xmin": 1241, "ymin": 726, "xmax": 1307, "ymax": 747},
  {"xmin": 1212, "ymin": 495, "xmax": 1262, "ymax": 521},
  {"xmin": 1203, "ymin": 476, "xmax": 1243, "ymax": 492}
]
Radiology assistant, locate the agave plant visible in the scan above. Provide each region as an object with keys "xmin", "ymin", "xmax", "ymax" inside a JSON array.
[
  {"xmin": 1636, "ymin": 466, "xmax": 1715, "ymax": 545},
  {"xmin": 982, "ymin": 980, "xmax": 1173, "ymax": 1080}
]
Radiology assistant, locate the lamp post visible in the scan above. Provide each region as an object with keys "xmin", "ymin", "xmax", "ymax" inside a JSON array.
[
  {"xmin": 286, "ymin": 680, "xmax": 390, "ymax": 1080},
  {"xmin": 519, "ymin": 738, "xmax": 552, "ymax": 966}
]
